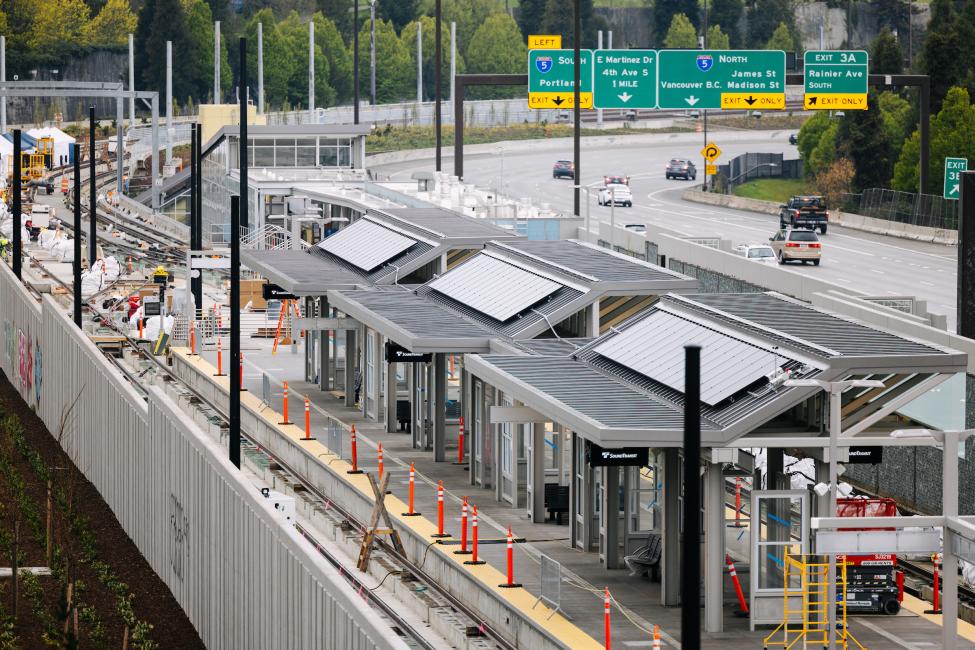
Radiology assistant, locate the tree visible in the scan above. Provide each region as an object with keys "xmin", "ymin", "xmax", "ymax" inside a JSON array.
[
  {"xmin": 892, "ymin": 87, "xmax": 975, "ymax": 193},
  {"xmin": 808, "ymin": 122, "xmax": 839, "ymax": 177},
  {"xmin": 870, "ymin": 28, "xmax": 902, "ymax": 75},
  {"xmin": 653, "ymin": 0, "xmax": 699, "ymax": 46},
  {"xmin": 747, "ymin": 0, "xmax": 794, "ymax": 49},
  {"xmin": 663, "ymin": 13, "xmax": 698, "ymax": 50},
  {"xmin": 316, "ymin": 0, "xmax": 353, "ymax": 37},
  {"xmin": 706, "ymin": 25, "xmax": 731, "ymax": 50},
  {"xmin": 135, "ymin": 0, "xmax": 193, "ymax": 101},
  {"xmin": 765, "ymin": 22, "xmax": 794, "ymax": 53},
  {"xmin": 87, "ymin": 0, "xmax": 136, "ymax": 49},
  {"xmin": 710, "ymin": 0, "xmax": 743, "ymax": 47},
  {"xmin": 541, "ymin": 0, "xmax": 600, "ymax": 48},
  {"xmin": 923, "ymin": 0, "xmax": 966, "ymax": 111},
  {"xmin": 466, "ymin": 13, "xmax": 526, "ymax": 99},
  {"xmin": 279, "ymin": 11, "xmax": 335, "ymax": 109},
  {"xmin": 797, "ymin": 111, "xmax": 832, "ymax": 168},
  {"xmin": 837, "ymin": 93, "xmax": 893, "ymax": 191},
  {"xmin": 184, "ymin": 0, "xmax": 231, "ymax": 104},
  {"xmin": 518, "ymin": 0, "xmax": 547, "ymax": 39},
  {"xmin": 358, "ymin": 18, "xmax": 414, "ymax": 103},
  {"xmin": 877, "ymin": 91, "xmax": 914, "ymax": 151},
  {"xmin": 815, "ymin": 158, "xmax": 855, "ymax": 211},
  {"xmin": 244, "ymin": 10, "xmax": 295, "ymax": 109},
  {"xmin": 28, "ymin": 0, "xmax": 91, "ymax": 59},
  {"xmin": 870, "ymin": 0, "xmax": 910, "ymax": 39},
  {"xmin": 418, "ymin": 0, "xmax": 504, "ymax": 60},
  {"xmin": 314, "ymin": 12, "xmax": 354, "ymax": 104},
  {"xmin": 378, "ymin": 0, "xmax": 417, "ymax": 32}
]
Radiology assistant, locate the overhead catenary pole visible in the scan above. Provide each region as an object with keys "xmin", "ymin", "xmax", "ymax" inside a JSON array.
[
  {"xmin": 596, "ymin": 31, "xmax": 603, "ymax": 127},
  {"xmin": 353, "ymin": 0, "xmax": 360, "ymax": 124},
  {"xmin": 573, "ymin": 0, "xmax": 581, "ymax": 216},
  {"xmin": 214, "ymin": 21, "xmax": 221, "ymax": 103},
  {"xmin": 72, "ymin": 144, "xmax": 82, "ymax": 327},
  {"xmin": 308, "ymin": 21, "xmax": 315, "ymax": 123},
  {"xmin": 370, "ymin": 1, "xmax": 377, "ymax": 105},
  {"xmin": 257, "ymin": 22, "xmax": 264, "ymax": 114},
  {"xmin": 116, "ymin": 97, "xmax": 124, "ymax": 195},
  {"xmin": 702, "ymin": 0, "xmax": 709, "ymax": 191},
  {"xmin": 229, "ymin": 193, "xmax": 241, "ymax": 468},
  {"xmin": 12, "ymin": 129, "xmax": 21, "ymax": 279},
  {"xmin": 240, "ymin": 37, "xmax": 249, "ymax": 231},
  {"xmin": 449, "ymin": 22, "xmax": 456, "ymax": 106},
  {"xmin": 128, "ymin": 34, "xmax": 135, "ymax": 128},
  {"xmin": 166, "ymin": 40, "xmax": 173, "ymax": 164},
  {"xmin": 88, "ymin": 107, "xmax": 97, "ymax": 266},
  {"xmin": 682, "ymin": 345, "xmax": 702, "ymax": 650},
  {"xmin": 417, "ymin": 21, "xmax": 423, "ymax": 105},
  {"xmin": 960, "ymin": 170, "xmax": 975, "ymax": 339},
  {"xmin": 435, "ymin": 0, "xmax": 442, "ymax": 171},
  {"xmin": 150, "ymin": 94, "xmax": 160, "ymax": 210}
]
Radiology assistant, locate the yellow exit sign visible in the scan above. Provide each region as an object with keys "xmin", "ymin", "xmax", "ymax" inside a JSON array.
[{"xmin": 528, "ymin": 35, "xmax": 562, "ymax": 49}]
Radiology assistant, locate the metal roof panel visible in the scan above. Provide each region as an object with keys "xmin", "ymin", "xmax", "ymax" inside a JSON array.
[{"xmin": 317, "ymin": 219, "xmax": 418, "ymax": 271}]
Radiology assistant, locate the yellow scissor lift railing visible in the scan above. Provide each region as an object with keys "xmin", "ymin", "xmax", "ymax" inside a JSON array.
[{"xmin": 763, "ymin": 550, "xmax": 866, "ymax": 650}]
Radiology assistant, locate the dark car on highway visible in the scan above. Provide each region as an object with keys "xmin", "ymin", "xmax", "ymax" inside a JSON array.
[
  {"xmin": 665, "ymin": 159, "xmax": 696, "ymax": 180},
  {"xmin": 789, "ymin": 133, "xmax": 798, "ymax": 145},
  {"xmin": 553, "ymin": 160, "xmax": 575, "ymax": 180}
]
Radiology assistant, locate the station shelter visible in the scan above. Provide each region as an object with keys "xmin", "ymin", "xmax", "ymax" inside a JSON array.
[
  {"xmin": 325, "ymin": 239, "xmax": 699, "ymax": 466},
  {"xmin": 242, "ymin": 205, "xmax": 519, "ymax": 403},
  {"xmin": 461, "ymin": 291, "xmax": 966, "ymax": 631}
]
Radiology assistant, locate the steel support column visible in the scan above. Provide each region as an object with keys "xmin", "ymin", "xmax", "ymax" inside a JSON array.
[
  {"xmin": 682, "ymin": 345, "xmax": 701, "ymax": 649},
  {"xmin": 151, "ymin": 95, "xmax": 160, "ymax": 210},
  {"xmin": 661, "ymin": 447, "xmax": 681, "ymax": 606},
  {"xmin": 320, "ymin": 298, "xmax": 330, "ymax": 390},
  {"xmin": 572, "ymin": 0, "xmax": 581, "ymax": 216},
  {"xmin": 705, "ymin": 461, "xmax": 724, "ymax": 633},
  {"xmin": 115, "ymin": 97, "xmax": 124, "ymax": 195},
  {"xmin": 345, "ymin": 329, "xmax": 356, "ymax": 407},
  {"xmin": 434, "ymin": 354, "xmax": 447, "ymax": 461},
  {"xmin": 229, "ymin": 195, "xmax": 241, "ymax": 468},
  {"xmin": 191, "ymin": 124, "xmax": 203, "ymax": 312},
  {"xmin": 435, "ymin": 0, "xmax": 442, "ymax": 171},
  {"xmin": 604, "ymin": 466, "xmax": 620, "ymax": 568},
  {"xmin": 386, "ymin": 358, "xmax": 397, "ymax": 433},
  {"xmin": 128, "ymin": 34, "xmax": 135, "ymax": 128}
]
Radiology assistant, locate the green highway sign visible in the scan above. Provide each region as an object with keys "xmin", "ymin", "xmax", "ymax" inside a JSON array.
[
  {"xmin": 593, "ymin": 49, "xmax": 656, "ymax": 109},
  {"xmin": 528, "ymin": 49, "xmax": 593, "ymax": 109},
  {"xmin": 803, "ymin": 50, "xmax": 869, "ymax": 110},
  {"xmin": 944, "ymin": 157, "xmax": 968, "ymax": 200},
  {"xmin": 656, "ymin": 50, "xmax": 786, "ymax": 110}
]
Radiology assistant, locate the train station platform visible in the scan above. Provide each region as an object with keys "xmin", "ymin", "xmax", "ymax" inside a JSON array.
[{"xmin": 182, "ymin": 341, "xmax": 975, "ymax": 649}]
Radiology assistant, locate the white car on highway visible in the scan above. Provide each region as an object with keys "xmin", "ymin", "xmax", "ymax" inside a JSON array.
[
  {"xmin": 735, "ymin": 243, "xmax": 778, "ymax": 265},
  {"xmin": 598, "ymin": 183, "xmax": 632, "ymax": 207}
]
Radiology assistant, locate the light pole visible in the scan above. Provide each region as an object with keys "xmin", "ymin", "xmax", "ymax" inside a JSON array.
[
  {"xmin": 785, "ymin": 378, "xmax": 886, "ymax": 650},
  {"xmin": 370, "ymin": 0, "xmax": 377, "ymax": 106},
  {"xmin": 890, "ymin": 427, "xmax": 975, "ymax": 650},
  {"xmin": 574, "ymin": 180, "xmax": 603, "ymax": 234},
  {"xmin": 728, "ymin": 162, "xmax": 779, "ymax": 187}
]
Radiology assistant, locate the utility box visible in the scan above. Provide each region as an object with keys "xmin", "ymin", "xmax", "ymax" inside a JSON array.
[{"xmin": 260, "ymin": 488, "xmax": 295, "ymax": 524}]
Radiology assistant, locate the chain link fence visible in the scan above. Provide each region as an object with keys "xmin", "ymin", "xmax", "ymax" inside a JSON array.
[{"xmin": 850, "ymin": 188, "xmax": 959, "ymax": 230}]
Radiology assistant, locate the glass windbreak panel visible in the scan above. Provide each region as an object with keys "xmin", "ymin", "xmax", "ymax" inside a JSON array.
[
  {"xmin": 296, "ymin": 146, "xmax": 317, "ymax": 166},
  {"xmin": 629, "ymin": 489, "xmax": 659, "ymax": 533},
  {"xmin": 338, "ymin": 145, "xmax": 352, "ymax": 167},
  {"xmin": 758, "ymin": 495, "xmax": 802, "ymax": 543},
  {"xmin": 319, "ymin": 146, "xmax": 339, "ymax": 167},
  {"xmin": 756, "ymin": 543, "xmax": 802, "ymax": 590},
  {"xmin": 253, "ymin": 146, "xmax": 275, "ymax": 167}
]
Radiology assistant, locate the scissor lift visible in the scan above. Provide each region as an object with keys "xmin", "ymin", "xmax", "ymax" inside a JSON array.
[{"xmin": 763, "ymin": 549, "xmax": 865, "ymax": 650}]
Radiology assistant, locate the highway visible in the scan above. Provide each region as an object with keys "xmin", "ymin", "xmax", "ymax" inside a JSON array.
[{"xmin": 375, "ymin": 129, "xmax": 959, "ymax": 329}]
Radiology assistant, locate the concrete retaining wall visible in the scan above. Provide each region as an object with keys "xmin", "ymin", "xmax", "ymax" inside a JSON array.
[
  {"xmin": 682, "ymin": 188, "xmax": 958, "ymax": 245},
  {"xmin": 0, "ymin": 261, "xmax": 408, "ymax": 650}
]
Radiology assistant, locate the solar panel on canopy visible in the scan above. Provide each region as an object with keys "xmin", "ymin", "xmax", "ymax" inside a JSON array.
[
  {"xmin": 317, "ymin": 220, "xmax": 417, "ymax": 271},
  {"xmin": 593, "ymin": 310, "xmax": 778, "ymax": 406},
  {"xmin": 428, "ymin": 254, "xmax": 562, "ymax": 322}
]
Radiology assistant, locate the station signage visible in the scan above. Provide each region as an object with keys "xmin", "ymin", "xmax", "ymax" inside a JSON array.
[
  {"xmin": 846, "ymin": 446, "xmax": 883, "ymax": 465},
  {"xmin": 803, "ymin": 50, "xmax": 869, "ymax": 110},
  {"xmin": 262, "ymin": 283, "xmax": 298, "ymax": 301},
  {"xmin": 593, "ymin": 49, "xmax": 657, "ymax": 109},
  {"xmin": 656, "ymin": 49, "xmax": 786, "ymax": 110},
  {"xmin": 528, "ymin": 49, "xmax": 593, "ymax": 109},
  {"xmin": 586, "ymin": 442, "xmax": 649, "ymax": 467},
  {"xmin": 385, "ymin": 341, "xmax": 433, "ymax": 363}
]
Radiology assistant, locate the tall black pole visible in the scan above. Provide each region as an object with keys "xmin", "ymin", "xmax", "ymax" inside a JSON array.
[
  {"xmin": 229, "ymin": 195, "xmax": 241, "ymax": 469},
  {"xmin": 682, "ymin": 345, "xmax": 702, "ymax": 649},
  {"xmin": 920, "ymin": 76, "xmax": 930, "ymax": 195},
  {"xmin": 435, "ymin": 0, "xmax": 442, "ymax": 172},
  {"xmin": 702, "ymin": 0, "xmax": 709, "ymax": 192},
  {"xmin": 353, "ymin": 0, "xmax": 360, "ymax": 124},
  {"xmin": 11, "ymin": 128, "xmax": 21, "ymax": 279},
  {"xmin": 191, "ymin": 124, "xmax": 203, "ymax": 312},
  {"xmin": 239, "ymin": 38, "xmax": 249, "ymax": 231},
  {"xmin": 958, "ymin": 171, "xmax": 975, "ymax": 338},
  {"xmin": 88, "ymin": 106, "xmax": 97, "ymax": 266},
  {"xmin": 72, "ymin": 144, "xmax": 82, "ymax": 327},
  {"xmin": 573, "ymin": 0, "xmax": 580, "ymax": 216},
  {"xmin": 196, "ymin": 125, "xmax": 203, "ymax": 244}
]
